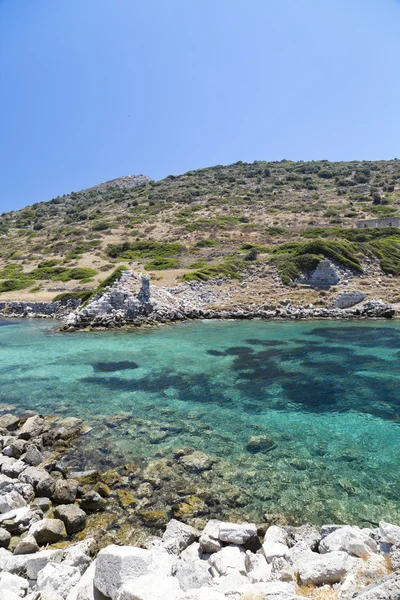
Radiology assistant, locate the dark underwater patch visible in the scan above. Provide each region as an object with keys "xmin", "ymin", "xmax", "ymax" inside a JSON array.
[
  {"xmin": 92, "ymin": 361, "xmax": 139, "ymax": 372},
  {"xmin": 244, "ymin": 339, "xmax": 288, "ymax": 347},
  {"xmin": 307, "ymin": 326, "xmax": 400, "ymax": 349},
  {"xmin": 0, "ymin": 321, "xmax": 19, "ymax": 327}
]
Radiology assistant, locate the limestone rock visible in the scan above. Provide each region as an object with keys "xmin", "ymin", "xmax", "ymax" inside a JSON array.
[
  {"xmin": 0, "ymin": 490, "xmax": 27, "ymax": 513},
  {"xmin": 0, "ymin": 414, "xmax": 20, "ymax": 431},
  {"xmin": 262, "ymin": 541, "xmax": 289, "ymax": 563},
  {"xmin": 319, "ymin": 526, "xmax": 377, "ymax": 557},
  {"xmin": 379, "ymin": 521, "xmax": 400, "ymax": 545},
  {"xmin": 80, "ymin": 490, "xmax": 106, "ymax": 511},
  {"xmin": 173, "ymin": 542, "xmax": 213, "ymax": 591},
  {"xmin": 297, "ymin": 550, "xmax": 353, "ymax": 585},
  {"xmin": 178, "ymin": 451, "xmax": 214, "ymax": 473},
  {"xmin": 218, "ymin": 521, "xmax": 257, "ymax": 545},
  {"xmin": 19, "ymin": 466, "xmax": 55, "ymax": 497},
  {"xmin": 117, "ymin": 574, "xmax": 183, "ymax": 600},
  {"xmin": 0, "ymin": 547, "xmax": 63, "ymax": 578},
  {"xmin": 29, "ymin": 518, "xmax": 66, "ymax": 545},
  {"xmin": 37, "ymin": 562, "xmax": 82, "ymax": 598},
  {"xmin": 52, "ymin": 479, "xmax": 79, "ymax": 504},
  {"xmin": 245, "ymin": 551, "xmax": 272, "ymax": 583},
  {"xmin": 0, "ymin": 571, "xmax": 29, "ymax": 597},
  {"xmin": 0, "ymin": 526, "xmax": 11, "ymax": 548},
  {"xmin": 14, "ymin": 533, "xmax": 40, "ymax": 554},
  {"xmin": 94, "ymin": 544, "xmax": 174, "ymax": 599},
  {"xmin": 347, "ymin": 571, "xmax": 400, "ymax": 599},
  {"xmin": 18, "ymin": 415, "xmax": 45, "ymax": 440},
  {"xmin": 264, "ymin": 525, "xmax": 288, "ymax": 545},
  {"xmin": 22, "ymin": 443, "xmax": 44, "ymax": 466},
  {"xmin": 54, "ymin": 504, "xmax": 87, "ymax": 534},
  {"xmin": 245, "ymin": 435, "xmax": 276, "ymax": 454},
  {"xmin": 162, "ymin": 519, "xmax": 200, "ymax": 554},
  {"xmin": 208, "ymin": 545, "xmax": 246, "ymax": 577},
  {"xmin": 199, "ymin": 520, "xmax": 222, "ymax": 554}
]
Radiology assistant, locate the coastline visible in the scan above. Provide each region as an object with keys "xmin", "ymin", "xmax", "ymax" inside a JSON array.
[{"xmin": 0, "ymin": 408, "xmax": 399, "ymax": 599}]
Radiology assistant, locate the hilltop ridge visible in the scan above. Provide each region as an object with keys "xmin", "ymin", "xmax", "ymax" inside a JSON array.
[{"xmin": 0, "ymin": 159, "xmax": 399, "ymax": 311}]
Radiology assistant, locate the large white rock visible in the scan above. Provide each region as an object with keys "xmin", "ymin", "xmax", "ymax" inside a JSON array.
[
  {"xmin": 264, "ymin": 525, "xmax": 288, "ymax": 545},
  {"xmin": 379, "ymin": 521, "xmax": 400, "ymax": 545},
  {"xmin": 0, "ymin": 571, "xmax": 29, "ymax": 597},
  {"xmin": 162, "ymin": 519, "xmax": 199, "ymax": 554},
  {"xmin": 94, "ymin": 545, "xmax": 175, "ymax": 600},
  {"xmin": 117, "ymin": 574, "xmax": 183, "ymax": 600},
  {"xmin": 37, "ymin": 562, "xmax": 82, "ymax": 598},
  {"xmin": 0, "ymin": 490, "xmax": 27, "ymax": 513},
  {"xmin": 319, "ymin": 526, "xmax": 377, "ymax": 557},
  {"xmin": 262, "ymin": 541, "xmax": 289, "ymax": 563},
  {"xmin": 218, "ymin": 522, "xmax": 257, "ymax": 545},
  {"xmin": 0, "ymin": 589, "xmax": 20, "ymax": 600},
  {"xmin": 214, "ymin": 571, "xmax": 249, "ymax": 598},
  {"xmin": 66, "ymin": 560, "xmax": 97, "ymax": 600},
  {"xmin": 0, "ymin": 547, "xmax": 63, "ymax": 578},
  {"xmin": 245, "ymin": 551, "xmax": 272, "ymax": 583},
  {"xmin": 297, "ymin": 550, "xmax": 353, "ymax": 585},
  {"xmin": 173, "ymin": 543, "xmax": 212, "ymax": 591},
  {"xmin": 63, "ymin": 539, "xmax": 94, "ymax": 575},
  {"xmin": 208, "ymin": 545, "xmax": 246, "ymax": 577},
  {"xmin": 199, "ymin": 520, "xmax": 222, "ymax": 554}
]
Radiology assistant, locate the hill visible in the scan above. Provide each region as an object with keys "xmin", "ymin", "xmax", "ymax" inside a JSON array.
[{"xmin": 1, "ymin": 159, "xmax": 400, "ymax": 310}]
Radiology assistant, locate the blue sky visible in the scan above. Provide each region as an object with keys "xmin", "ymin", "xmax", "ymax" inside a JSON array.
[{"xmin": 1, "ymin": 0, "xmax": 400, "ymax": 212}]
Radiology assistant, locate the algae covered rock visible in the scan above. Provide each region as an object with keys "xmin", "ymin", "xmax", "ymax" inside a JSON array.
[
  {"xmin": 178, "ymin": 451, "xmax": 215, "ymax": 473},
  {"xmin": 54, "ymin": 504, "xmax": 87, "ymax": 535},
  {"xmin": 245, "ymin": 435, "xmax": 276, "ymax": 454}
]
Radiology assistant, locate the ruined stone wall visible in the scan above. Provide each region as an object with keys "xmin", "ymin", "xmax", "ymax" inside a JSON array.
[
  {"xmin": 357, "ymin": 217, "xmax": 400, "ymax": 229},
  {"xmin": 0, "ymin": 299, "xmax": 81, "ymax": 318}
]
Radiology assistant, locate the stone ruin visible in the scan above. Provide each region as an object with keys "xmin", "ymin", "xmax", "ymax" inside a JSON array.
[
  {"xmin": 329, "ymin": 291, "xmax": 366, "ymax": 309},
  {"xmin": 297, "ymin": 259, "xmax": 340, "ymax": 287},
  {"xmin": 357, "ymin": 217, "xmax": 400, "ymax": 229}
]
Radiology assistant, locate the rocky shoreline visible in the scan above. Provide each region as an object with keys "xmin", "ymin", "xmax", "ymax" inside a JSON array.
[
  {"xmin": 0, "ymin": 271, "xmax": 396, "ymax": 328},
  {"xmin": 60, "ymin": 272, "xmax": 396, "ymax": 331},
  {"xmin": 0, "ymin": 410, "xmax": 399, "ymax": 599},
  {"xmin": 0, "ymin": 300, "xmax": 80, "ymax": 320}
]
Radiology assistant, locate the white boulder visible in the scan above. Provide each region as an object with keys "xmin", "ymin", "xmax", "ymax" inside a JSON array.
[
  {"xmin": 218, "ymin": 522, "xmax": 257, "ymax": 545},
  {"xmin": 319, "ymin": 525, "xmax": 377, "ymax": 557},
  {"xmin": 379, "ymin": 521, "xmax": 400, "ymax": 545},
  {"xmin": 199, "ymin": 520, "xmax": 222, "ymax": 554},
  {"xmin": 162, "ymin": 519, "xmax": 199, "ymax": 554},
  {"xmin": 94, "ymin": 545, "xmax": 174, "ymax": 600},
  {"xmin": 262, "ymin": 541, "xmax": 289, "ymax": 563},
  {"xmin": 117, "ymin": 574, "xmax": 183, "ymax": 600},
  {"xmin": 297, "ymin": 550, "xmax": 353, "ymax": 585},
  {"xmin": 37, "ymin": 562, "xmax": 81, "ymax": 598},
  {"xmin": 208, "ymin": 545, "xmax": 246, "ymax": 577},
  {"xmin": 0, "ymin": 571, "xmax": 29, "ymax": 597}
]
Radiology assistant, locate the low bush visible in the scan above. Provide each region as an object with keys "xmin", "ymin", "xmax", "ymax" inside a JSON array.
[
  {"xmin": 144, "ymin": 258, "xmax": 179, "ymax": 270},
  {"xmin": 107, "ymin": 241, "xmax": 183, "ymax": 260}
]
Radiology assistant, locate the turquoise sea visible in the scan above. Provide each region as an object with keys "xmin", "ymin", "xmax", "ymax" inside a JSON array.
[{"xmin": 0, "ymin": 318, "xmax": 399, "ymax": 526}]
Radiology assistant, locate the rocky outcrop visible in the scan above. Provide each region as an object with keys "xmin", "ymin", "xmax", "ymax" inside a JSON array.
[
  {"xmin": 0, "ymin": 299, "xmax": 80, "ymax": 319},
  {"xmin": 62, "ymin": 271, "xmax": 396, "ymax": 330}
]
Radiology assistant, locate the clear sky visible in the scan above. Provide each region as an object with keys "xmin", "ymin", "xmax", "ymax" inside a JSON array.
[{"xmin": 1, "ymin": 0, "xmax": 400, "ymax": 212}]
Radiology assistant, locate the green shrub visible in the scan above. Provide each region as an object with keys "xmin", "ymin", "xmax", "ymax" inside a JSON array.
[
  {"xmin": 183, "ymin": 258, "xmax": 244, "ymax": 281},
  {"xmin": 194, "ymin": 239, "xmax": 218, "ymax": 248},
  {"xmin": 144, "ymin": 258, "xmax": 179, "ymax": 270},
  {"xmin": 0, "ymin": 278, "xmax": 35, "ymax": 293},
  {"xmin": 107, "ymin": 241, "xmax": 183, "ymax": 260},
  {"xmin": 92, "ymin": 221, "xmax": 111, "ymax": 231}
]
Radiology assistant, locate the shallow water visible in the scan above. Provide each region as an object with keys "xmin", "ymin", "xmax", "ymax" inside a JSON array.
[{"xmin": 1, "ymin": 318, "xmax": 399, "ymax": 525}]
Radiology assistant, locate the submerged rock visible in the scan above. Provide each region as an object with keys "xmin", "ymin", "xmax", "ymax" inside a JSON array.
[{"xmin": 245, "ymin": 435, "xmax": 276, "ymax": 454}]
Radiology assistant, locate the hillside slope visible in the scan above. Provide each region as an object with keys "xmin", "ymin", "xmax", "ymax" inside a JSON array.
[{"xmin": 1, "ymin": 159, "xmax": 400, "ymax": 310}]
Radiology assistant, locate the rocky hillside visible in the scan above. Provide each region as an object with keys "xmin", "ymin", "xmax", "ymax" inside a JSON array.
[{"xmin": 0, "ymin": 160, "xmax": 400, "ymax": 309}]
